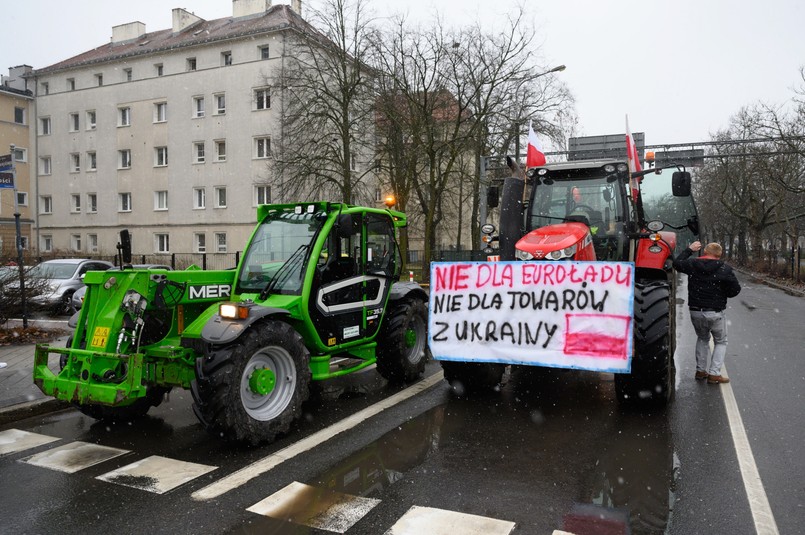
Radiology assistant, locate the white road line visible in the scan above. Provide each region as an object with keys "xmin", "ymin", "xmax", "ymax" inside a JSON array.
[
  {"xmin": 720, "ymin": 365, "xmax": 780, "ymax": 535},
  {"xmin": 192, "ymin": 370, "xmax": 445, "ymax": 501}
]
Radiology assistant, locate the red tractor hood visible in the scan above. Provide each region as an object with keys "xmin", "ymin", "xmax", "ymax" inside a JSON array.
[{"xmin": 515, "ymin": 222, "xmax": 590, "ymax": 259}]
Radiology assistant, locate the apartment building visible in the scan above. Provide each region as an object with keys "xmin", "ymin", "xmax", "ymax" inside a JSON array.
[
  {"xmin": 28, "ymin": 0, "xmax": 332, "ymax": 258},
  {"xmin": 0, "ymin": 66, "xmax": 34, "ymax": 257}
]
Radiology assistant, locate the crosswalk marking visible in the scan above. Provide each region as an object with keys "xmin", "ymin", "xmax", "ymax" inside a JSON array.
[
  {"xmin": 96, "ymin": 455, "xmax": 217, "ymax": 494},
  {"xmin": 22, "ymin": 441, "xmax": 129, "ymax": 473},
  {"xmin": 386, "ymin": 505, "xmax": 516, "ymax": 535},
  {"xmin": 0, "ymin": 429, "xmax": 60, "ymax": 456},
  {"xmin": 247, "ymin": 481, "xmax": 380, "ymax": 534}
]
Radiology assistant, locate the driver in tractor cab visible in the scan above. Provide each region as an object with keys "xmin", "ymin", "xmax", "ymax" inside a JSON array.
[{"xmin": 567, "ymin": 186, "xmax": 603, "ymax": 235}]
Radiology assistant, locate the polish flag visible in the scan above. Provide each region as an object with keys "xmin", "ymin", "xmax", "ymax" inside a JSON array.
[
  {"xmin": 526, "ymin": 120, "xmax": 547, "ymax": 168},
  {"xmin": 564, "ymin": 313, "xmax": 631, "ymax": 360}
]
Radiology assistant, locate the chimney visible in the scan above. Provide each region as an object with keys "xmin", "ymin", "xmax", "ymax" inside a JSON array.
[
  {"xmin": 233, "ymin": 0, "xmax": 272, "ymax": 19},
  {"xmin": 3, "ymin": 66, "xmax": 33, "ymax": 92},
  {"xmin": 291, "ymin": 0, "xmax": 302, "ymax": 15},
  {"xmin": 172, "ymin": 8, "xmax": 203, "ymax": 33},
  {"xmin": 112, "ymin": 21, "xmax": 146, "ymax": 45}
]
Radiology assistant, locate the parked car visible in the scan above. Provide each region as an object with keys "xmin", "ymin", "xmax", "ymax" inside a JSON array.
[
  {"xmin": 20, "ymin": 259, "xmax": 114, "ymax": 315},
  {"xmin": 71, "ymin": 264, "xmax": 173, "ymax": 311}
]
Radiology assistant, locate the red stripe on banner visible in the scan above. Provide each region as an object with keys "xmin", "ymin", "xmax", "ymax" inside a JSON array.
[{"xmin": 564, "ymin": 313, "xmax": 630, "ymax": 359}]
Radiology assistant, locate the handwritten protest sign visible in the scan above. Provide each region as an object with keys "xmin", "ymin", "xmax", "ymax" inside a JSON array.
[{"xmin": 429, "ymin": 261, "xmax": 635, "ymax": 373}]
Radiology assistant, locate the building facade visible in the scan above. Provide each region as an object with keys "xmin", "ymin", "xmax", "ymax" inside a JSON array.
[{"xmin": 28, "ymin": 0, "xmax": 332, "ymax": 261}]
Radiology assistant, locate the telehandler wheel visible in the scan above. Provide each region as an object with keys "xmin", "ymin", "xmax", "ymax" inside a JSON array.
[
  {"xmin": 376, "ymin": 297, "xmax": 428, "ymax": 383},
  {"xmin": 76, "ymin": 387, "xmax": 170, "ymax": 422},
  {"xmin": 441, "ymin": 361, "xmax": 506, "ymax": 395},
  {"xmin": 192, "ymin": 319, "xmax": 311, "ymax": 445},
  {"xmin": 615, "ymin": 280, "xmax": 675, "ymax": 406}
]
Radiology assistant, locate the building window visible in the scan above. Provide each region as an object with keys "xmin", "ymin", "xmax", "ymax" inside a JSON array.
[
  {"xmin": 14, "ymin": 107, "xmax": 25, "ymax": 124},
  {"xmin": 69, "ymin": 112, "xmax": 79, "ymax": 132},
  {"xmin": 19, "ymin": 236, "xmax": 29, "ymax": 250},
  {"xmin": 86, "ymin": 110, "xmax": 96, "ymax": 130},
  {"xmin": 255, "ymin": 185, "xmax": 271, "ymax": 205},
  {"xmin": 87, "ymin": 193, "xmax": 97, "ymax": 213},
  {"xmin": 123, "ymin": 68, "xmax": 132, "ymax": 82},
  {"xmin": 71, "ymin": 194, "xmax": 81, "ymax": 213},
  {"xmin": 221, "ymin": 51, "xmax": 232, "ymax": 66},
  {"xmin": 13, "ymin": 147, "xmax": 26, "ymax": 162},
  {"xmin": 215, "ymin": 140, "xmax": 226, "ymax": 162},
  {"xmin": 68, "ymin": 78, "xmax": 75, "ymax": 91},
  {"xmin": 119, "ymin": 192, "xmax": 132, "ymax": 212},
  {"xmin": 214, "ymin": 186, "xmax": 227, "ymax": 208},
  {"xmin": 39, "ymin": 157, "xmax": 51, "ymax": 175},
  {"xmin": 41, "ymin": 82, "xmax": 49, "ymax": 95},
  {"xmin": 39, "ymin": 117, "xmax": 51, "ymax": 135},
  {"xmin": 195, "ymin": 233, "xmax": 206, "ymax": 253},
  {"xmin": 41, "ymin": 196, "xmax": 53, "ymax": 214},
  {"xmin": 119, "ymin": 107, "xmax": 131, "ymax": 126},
  {"xmin": 154, "ymin": 102, "xmax": 167, "ymax": 122},
  {"xmin": 259, "ymin": 45, "xmax": 270, "ymax": 59},
  {"xmin": 193, "ymin": 187, "xmax": 206, "ymax": 209},
  {"xmin": 154, "ymin": 190, "xmax": 168, "ymax": 211},
  {"xmin": 96, "ymin": 74, "xmax": 103, "ymax": 86},
  {"xmin": 187, "ymin": 57, "xmax": 197, "ymax": 71},
  {"xmin": 255, "ymin": 88, "xmax": 270, "ymax": 110},
  {"xmin": 350, "ymin": 152, "xmax": 357, "ymax": 171},
  {"xmin": 255, "ymin": 136, "xmax": 271, "ymax": 159},
  {"xmin": 193, "ymin": 96, "xmax": 205, "ymax": 118},
  {"xmin": 87, "ymin": 151, "xmax": 97, "ymax": 171},
  {"xmin": 375, "ymin": 188, "xmax": 382, "ymax": 202},
  {"xmin": 155, "ymin": 233, "xmax": 170, "ymax": 253},
  {"xmin": 214, "ymin": 93, "xmax": 226, "ymax": 115},
  {"xmin": 155, "ymin": 63, "xmax": 163, "ymax": 76},
  {"xmin": 16, "ymin": 192, "xmax": 28, "ymax": 207},
  {"xmin": 215, "ymin": 233, "xmax": 227, "ymax": 253},
  {"xmin": 88, "ymin": 234, "xmax": 98, "ymax": 253},
  {"xmin": 70, "ymin": 153, "xmax": 80, "ymax": 173},
  {"xmin": 193, "ymin": 142, "xmax": 205, "ymax": 163},
  {"xmin": 71, "ymin": 234, "xmax": 82, "ymax": 251},
  {"xmin": 155, "ymin": 146, "xmax": 168, "ymax": 167},
  {"xmin": 118, "ymin": 149, "xmax": 131, "ymax": 169},
  {"xmin": 42, "ymin": 235, "xmax": 53, "ymax": 252}
]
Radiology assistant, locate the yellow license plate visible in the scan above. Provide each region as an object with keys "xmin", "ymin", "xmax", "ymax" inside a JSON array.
[{"xmin": 91, "ymin": 327, "xmax": 110, "ymax": 348}]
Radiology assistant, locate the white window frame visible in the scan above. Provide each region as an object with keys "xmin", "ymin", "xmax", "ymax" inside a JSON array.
[
  {"xmin": 71, "ymin": 194, "xmax": 81, "ymax": 213},
  {"xmin": 87, "ymin": 193, "xmax": 98, "ymax": 213},
  {"xmin": 69, "ymin": 112, "xmax": 79, "ymax": 132},
  {"xmin": 193, "ymin": 142, "xmax": 205, "ymax": 164},
  {"xmin": 213, "ymin": 186, "xmax": 227, "ymax": 208},
  {"xmin": 123, "ymin": 68, "xmax": 132, "ymax": 82},
  {"xmin": 259, "ymin": 45, "xmax": 270, "ymax": 60},
  {"xmin": 215, "ymin": 232, "xmax": 227, "ymax": 253},
  {"xmin": 119, "ymin": 107, "xmax": 131, "ymax": 127},
  {"xmin": 193, "ymin": 187, "xmax": 206, "ymax": 209},
  {"xmin": 71, "ymin": 234, "xmax": 82, "ymax": 252},
  {"xmin": 155, "ymin": 63, "xmax": 164, "ymax": 76},
  {"xmin": 155, "ymin": 233, "xmax": 170, "ymax": 253},
  {"xmin": 87, "ymin": 151, "xmax": 97, "ymax": 171},
  {"xmin": 86, "ymin": 110, "xmax": 96, "ymax": 130},
  {"xmin": 42, "ymin": 235, "xmax": 53, "ymax": 252},
  {"xmin": 255, "ymin": 185, "xmax": 271, "ymax": 205},
  {"xmin": 221, "ymin": 51, "xmax": 232, "ymax": 66},
  {"xmin": 255, "ymin": 136, "xmax": 271, "ymax": 159},
  {"xmin": 39, "ymin": 157, "xmax": 51, "ymax": 176},
  {"xmin": 193, "ymin": 96, "xmax": 205, "ymax": 118},
  {"xmin": 155, "ymin": 146, "xmax": 168, "ymax": 167},
  {"xmin": 119, "ymin": 192, "xmax": 132, "ymax": 212},
  {"xmin": 41, "ymin": 82, "xmax": 49, "ymax": 95},
  {"xmin": 39, "ymin": 116, "xmax": 51, "ymax": 136},
  {"xmin": 187, "ymin": 57, "xmax": 197, "ymax": 71},
  {"xmin": 70, "ymin": 153, "xmax": 80, "ymax": 173},
  {"xmin": 215, "ymin": 140, "xmax": 226, "ymax": 162},
  {"xmin": 67, "ymin": 78, "xmax": 75, "ymax": 91},
  {"xmin": 254, "ymin": 87, "xmax": 271, "ymax": 110},
  {"xmin": 41, "ymin": 196, "xmax": 53, "ymax": 214},
  {"xmin": 88, "ymin": 234, "xmax": 98, "ymax": 253},
  {"xmin": 16, "ymin": 192, "xmax": 28, "ymax": 207},
  {"xmin": 13, "ymin": 148, "xmax": 27, "ymax": 163},
  {"xmin": 154, "ymin": 102, "xmax": 167, "ymax": 123},
  {"xmin": 214, "ymin": 93, "xmax": 226, "ymax": 115},
  {"xmin": 96, "ymin": 73, "xmax": 103, "ymax": 86},
  {"xmin": 119, "ymin": 149, "xmax": 131, "ymax": 169},
  {"xmin": 195, "ymin": 233, "xmax": 206, "ymax": 253},
  {"xmin": 154, "ymin": 190, "xmax": 169, "ymax": 211}
]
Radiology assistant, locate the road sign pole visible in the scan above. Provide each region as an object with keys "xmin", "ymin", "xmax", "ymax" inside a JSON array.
[{"xmin": 9, "ymin": 144, "xmax": 27, "ymax": 328}]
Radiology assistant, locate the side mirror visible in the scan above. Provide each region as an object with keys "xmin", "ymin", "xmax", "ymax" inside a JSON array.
[
  {"xmin": 336, "ymin": 214, "xmax": 353, "ymax": 239},
  {"xmin": 486, "ymin": 186, "xmax": 500, "ymax": 209},
  {"xmin": 687, "ymin": 215, "xmax": 700, "ymax": 236},
  {"xmin": 672, "ymin": 171, "xmax": 692, "ymax": 197}
]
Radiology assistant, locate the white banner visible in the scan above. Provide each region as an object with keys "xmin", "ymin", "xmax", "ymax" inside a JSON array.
[{"xmin": 429, "ymin": 261, "xmax": 635, "ymax": 373}]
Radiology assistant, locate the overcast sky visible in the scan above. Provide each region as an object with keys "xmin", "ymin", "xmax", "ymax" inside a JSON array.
[{"xmin": 3, "ymin": 0, "xmax": 803, "ymax": 146}]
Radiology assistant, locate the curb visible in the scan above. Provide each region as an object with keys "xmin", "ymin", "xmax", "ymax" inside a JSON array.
[
  {"xmin": 0, "ymin": 398, "xmax": 71, "ymax": 426},
  {"xmin": 734, "ymin": 267, "xmax": 805, "ymax": 298}
]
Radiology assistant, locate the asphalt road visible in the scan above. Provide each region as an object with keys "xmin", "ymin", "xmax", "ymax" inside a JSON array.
[{"xmin": 0, "ymin": 273, "xmax": 802, "ymax": 535}]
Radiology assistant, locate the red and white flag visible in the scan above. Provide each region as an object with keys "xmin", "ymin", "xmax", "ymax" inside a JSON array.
[
  {"xmin": 526, "ymin": 120, "xmax": 547, "ymax": 168},
  {"xmin": 625, "ymin": 115, "xmax": 642, "ymax": 174}
]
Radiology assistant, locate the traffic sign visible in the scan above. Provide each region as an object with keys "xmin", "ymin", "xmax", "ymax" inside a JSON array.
[
  {"xmin": 0, "ymin": 171, "xmax": 14, "ymax": 188},
  {"xmin": 0, "ymin": 153, "xmax": 11, "ymax": 166}
]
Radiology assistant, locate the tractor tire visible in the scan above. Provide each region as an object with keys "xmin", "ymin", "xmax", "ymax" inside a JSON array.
[
  {"xmin": 615, "ymin": 280, "xmax": 675, "ymax": 406},
  {"xmin": 376, "ymin": 297, "xmax": 428, "ymax": 384},
  {"xmin": 191, "ymin": 320, "xmax": 311, "ymax": 445},
  {"xmin": 76, "ymin": 387, "xmax": 170, "ymax": 422},
  {"xmin": 441, "ymin": 361, "xmax": 506, "ymax": 395}
]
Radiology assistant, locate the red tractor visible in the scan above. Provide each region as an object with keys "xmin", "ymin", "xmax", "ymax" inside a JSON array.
[{"xmin": 441, "ymin": 156, "xmax": 699, "ymax": 404}]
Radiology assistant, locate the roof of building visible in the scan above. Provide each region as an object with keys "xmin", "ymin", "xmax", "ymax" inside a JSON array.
[{"xmin": 33, "ymin": 4, "xmax": 311, "ymax": 76}]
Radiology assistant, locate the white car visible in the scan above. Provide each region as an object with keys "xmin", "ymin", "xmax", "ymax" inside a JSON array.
[
  {"xmin": 23, "ymin": 259, "xmax": 114, "ymax": 315},
  {"xmin": 71, "ymin": 264, "xmax": 173, "ymax": 311}
]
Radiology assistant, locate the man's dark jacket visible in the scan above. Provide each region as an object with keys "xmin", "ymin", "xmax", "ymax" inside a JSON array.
[{"xmin": 673, "ymin": 248, "xmax": 741, "ymax": 311}]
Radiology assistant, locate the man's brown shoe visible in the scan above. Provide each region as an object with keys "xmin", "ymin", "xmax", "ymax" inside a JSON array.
[
  {"xmin": 707, "ymin": 375, "xmax": 730, "ymax": 384},
  {"xmin": 695, "ymin": 371, "xmax": 709, "ymax": 380}
]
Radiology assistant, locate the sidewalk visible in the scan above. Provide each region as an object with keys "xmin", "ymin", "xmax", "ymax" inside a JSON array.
[{"xmin": 0, "ymin": 320, "xmax": 70, "ymax": 425}]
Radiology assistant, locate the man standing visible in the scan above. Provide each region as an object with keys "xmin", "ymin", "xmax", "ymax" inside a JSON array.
[{"xmin": 673, "ymin": 241, "xmax": 742, "ymax": 384}]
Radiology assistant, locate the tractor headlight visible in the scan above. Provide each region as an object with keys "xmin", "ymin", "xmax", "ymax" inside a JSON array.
[
  {"xmin": 515, "ymin": 249, "xmax": 534, "ymax": 260},
  {"xmin": 550, "ymin": 244, "xmax": 577, "ymax": 260},
  {"xmin": 219, "ymin": 302, "xmax": 250, "ymax": 320}
]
